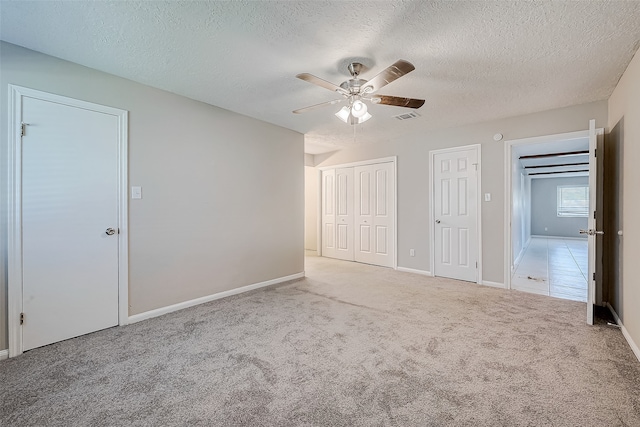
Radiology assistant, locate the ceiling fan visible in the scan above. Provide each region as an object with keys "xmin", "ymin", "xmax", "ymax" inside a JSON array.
[{"xmin": 293, "ymin": 59, "xmax": 425, "ymax": 125}]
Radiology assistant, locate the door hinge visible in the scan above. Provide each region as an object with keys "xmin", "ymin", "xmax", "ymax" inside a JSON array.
[
  {"xmin": 476, "ymin": 261, "xmax": 478, "ymax": 268},
  {"xmin": 593, "ymin": 273, "xmax": 596, "ymax": 281},
  {"xmin": 593, "ymin": 210, "xmax": 596, "ymax": 219},
  {"xmin": 594, "ymin": 149, "xmax": 596, "ymax": 158},
  {"xmin": 20, "ymin": 313, "xmax": 24, "ymax": 325},
  {"xmin": 20, "ymin": 122, "xmax": 27, "ymax": 137}
]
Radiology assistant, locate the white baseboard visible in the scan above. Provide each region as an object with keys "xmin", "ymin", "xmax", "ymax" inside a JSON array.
[
  {"xmin": 396, "ymin": 266, "xmax": 432, "ymax": 276},
  {"xmin": 128, "ymin": 272, "xmax": 305, "ymax": 324},
  {"xmin": 481, "ymin": 280, "xmax": 506, "ymax": 289},
  {"xmin": 606, "ymin": 302, "xmax": 640, "ymax": 363},
  {"xmin": 0, "ymin": 349, "xmax": 8, "ymax": 361},
  {"xmin": 513, "ymin": 246, "xmax": 526, "ymax": 269},
  {"xmin": 531, "ymin": 235, "xmax": 587, "ymax": 240}
]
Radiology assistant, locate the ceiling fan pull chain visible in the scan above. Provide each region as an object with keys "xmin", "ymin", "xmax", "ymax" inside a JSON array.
[{"xmin": 353, "ymin": 120, "xmax": 357, "ymax": 144}]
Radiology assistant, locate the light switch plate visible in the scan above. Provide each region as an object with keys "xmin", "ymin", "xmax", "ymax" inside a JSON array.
[
  {"xmin": 131, "ymin": 186, "xmax": 142, "ymax": 199},
  {"xmin": 484, "ymin": 193, "xmax": 491, "ymax": 202}
]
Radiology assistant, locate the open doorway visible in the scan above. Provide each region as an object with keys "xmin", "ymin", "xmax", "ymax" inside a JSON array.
[{"xmin": 511, "ymin": 140, "xmax": 590, "ymax": 302}]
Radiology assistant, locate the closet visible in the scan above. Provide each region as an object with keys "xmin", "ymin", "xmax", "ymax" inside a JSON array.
[{"xmin": 321, "ymin": 160, "xmax": 395, "ymax": 268}]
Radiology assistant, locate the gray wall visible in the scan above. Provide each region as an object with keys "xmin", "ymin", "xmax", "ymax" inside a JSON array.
[
  {"xmin": 0, "ymin": 42, "xmax": 304, "ymax": 351},
  {"xmin": 608, "ymin": 47, "xmax": 640, "ymax": 354},
  {"xmin": 530, "ymin": 176, "xmax": 589, "ymax": 238},
  {"xmin": 304, "ymin": 166, "xmax": 318, "ymax": 251},
  {"xmin": 314, "ymin": 100, "xmax": 608, "ymax": 284}
]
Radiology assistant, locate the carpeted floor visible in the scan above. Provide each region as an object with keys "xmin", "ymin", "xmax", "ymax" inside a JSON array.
[{"xmin": 1, "ymin": 253, "xmax": 639, "ymax": 426}]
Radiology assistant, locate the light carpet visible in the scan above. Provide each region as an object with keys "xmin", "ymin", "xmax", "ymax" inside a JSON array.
[{"xmin": 1, "ymin": 253, "xmax": 639, "ymax": 426}]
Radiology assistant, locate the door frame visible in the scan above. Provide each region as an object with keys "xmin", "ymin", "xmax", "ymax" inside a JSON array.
[
  {"xmin": 317, "ymin": 156, "xmax": 397, "ymax": 269},
  {"xmin": 503, "ymin": 128, "xmax": 603, "ymax": 292},
  {"xmin": 7, "ymin": 85, "xmax": 129, "ymax": 357},
  {"xmin": 429, "ymin": 144, "xmax": 482, "ymax": 283}
]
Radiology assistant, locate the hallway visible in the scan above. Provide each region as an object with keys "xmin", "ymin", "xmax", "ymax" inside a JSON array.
[{"xmin": 512, "ymin": 237, "xmax": 588, "ymax": 302}]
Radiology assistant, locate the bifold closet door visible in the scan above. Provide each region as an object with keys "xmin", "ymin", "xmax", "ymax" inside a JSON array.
[
  {"xmin": 354, "ymin": 162, "xmax": 395, "ymax": 267},
  {"xmin": 321, "ymin": 169, "xmax": 337, "ymax": 259},
  {"xmin": 321, "ymin": 168, "xmax": 354, "ymax": 261}
]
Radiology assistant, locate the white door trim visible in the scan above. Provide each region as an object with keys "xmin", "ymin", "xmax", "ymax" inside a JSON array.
[
  {"xmin": 317, "ymin": 157, "xmax": 397, "ymax": 269},
  {"xmin": 318, "ymin": 156, "xmax": 397, "ymax": 170},
  {"xmin": 429, "ymin": 144, "xmax": 482, "ymax": 283},
  {"xmin": 503, "ymin": 129, "xmax": 603, "ymax": 291},
  {"xmin": 7, "ymin": 85, "xmax": 129, "ymax": 358}
]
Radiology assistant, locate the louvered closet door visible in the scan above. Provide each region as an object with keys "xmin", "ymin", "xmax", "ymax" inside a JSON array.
[{"xmin": 355, "ymin": 162, "xmax": 395, "ymax": 267}]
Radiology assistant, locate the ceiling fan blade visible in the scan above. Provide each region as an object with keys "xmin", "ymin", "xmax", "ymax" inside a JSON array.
[
  {"xmin": 293, "ymin": 98, "xmax": 344, "ymax": 114},
  {"xmin": 361, "ymin": 60, "xmax": 416, "ymax": 93},
  {"xmin": 296, "ymin": 73, "xmax": 348, "ymax": 94},
  {"xmin": 371, "ymin": 95, "xmax": 425, "ymax": 109}
]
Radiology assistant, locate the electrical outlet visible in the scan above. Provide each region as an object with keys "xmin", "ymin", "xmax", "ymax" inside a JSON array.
[{"xmin": 410, "ymin": 249, "xmax": 415, "ymax": 257}]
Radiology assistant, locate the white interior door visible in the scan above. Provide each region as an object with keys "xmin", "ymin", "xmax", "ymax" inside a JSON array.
[
  {"xmin": 334, "ymin": 167, "xmax": 354, "ymax": 261},
  {"xmin": 321, "ymin": 168, "xmax": 354, "ymax": 261},
  {"xmin": 433, "ymin": 148, "xmax": 479, "ymax": 282},
  {"xmin": 586, "ymin": 119, "xmax": 598, "ymax": 325},
  {"xmin": 354, "ymin": 162, "xmax": 395, "ymax": 267},
  {"xmin": 21, "ymin": 94, "xmax": 120, "ymax": 351},
  {"xmin": 321, "ymin": 169, "xmax": 337, "ymax": 258}
]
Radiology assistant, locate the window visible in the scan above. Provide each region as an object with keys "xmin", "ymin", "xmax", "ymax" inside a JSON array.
[{"xmin": 557, "ymin": 185, "xmax": 589, "ymax": 217}]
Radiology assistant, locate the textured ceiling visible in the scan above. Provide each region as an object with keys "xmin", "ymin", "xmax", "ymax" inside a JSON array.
[{"xmin": 2, "ymin": 1, "xmax": 640, "ymax": 154}]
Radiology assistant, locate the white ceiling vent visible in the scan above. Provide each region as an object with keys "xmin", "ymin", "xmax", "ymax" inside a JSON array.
[{"xmin": 393, "ymin": 111, "xmax": 421, "ymax": 121}]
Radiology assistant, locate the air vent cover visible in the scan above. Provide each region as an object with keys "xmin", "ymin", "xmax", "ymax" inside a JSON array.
[{"xmin": 393, "ymin": 111, "xmax": 421, "ymax": 121}]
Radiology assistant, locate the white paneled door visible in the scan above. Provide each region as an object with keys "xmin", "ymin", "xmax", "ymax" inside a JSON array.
[
  {"xmin": 321, "ymin": 160, "xmax": 395, "ymax": 268},
  {"xmin": 321, "ymin": 169, "xmax": 337, "ymax": 259},
  {"xmin": 586, "ymin": 119, "xmax": 598, "ymax": 325},
  {"xmin": 20, "ymin": 94, "xmax": 120, "ymax": 351},
  {"xmin": 433, "ymin": 148, "xmax": 479, "ymax": 282},
  {"xmin": 334, "ymin": 168, "xmax": 355, "ymax": 261},
  {"xmin": 321, "ymin": 168, "xmax": 354, "ymax": 261},
  {"xmin": 354, "ymin": 162, "xmax": 395, "ymax": 267}
]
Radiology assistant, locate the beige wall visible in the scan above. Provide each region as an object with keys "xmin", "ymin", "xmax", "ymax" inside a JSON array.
[
  {"xmin": 304, "ymin": 166, "xmax": 318, "ymax": 251},
  {"xmin": 0, "ymin": 42, "xmax": 304, "ymax": 351},
  {"xmin": 608, "ymin": 48, "xmax": 640, "ymax": 352},
  {"xmin": 315, "ymin": 101, "xmax": 607, "ymax": 283}
]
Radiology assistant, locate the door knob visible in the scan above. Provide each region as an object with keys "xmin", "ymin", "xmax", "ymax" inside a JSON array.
[
  {"xmin": 106, "ymin": 228, "xmax": 116, "ymax": 236},
  {"xmin": 435, "ymin": 220, "xmax": 441, "ymax": 224}
]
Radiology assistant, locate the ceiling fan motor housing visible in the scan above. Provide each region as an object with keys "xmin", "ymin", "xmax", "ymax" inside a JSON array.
[{"xmin": 340, "ymin": 78, "xmax": 368, "ymax": 94}]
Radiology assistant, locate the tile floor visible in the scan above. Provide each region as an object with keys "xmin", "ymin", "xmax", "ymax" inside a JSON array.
[{"xmin": 511, "ymin": 237, "xmax": 588, "ymax": 302}]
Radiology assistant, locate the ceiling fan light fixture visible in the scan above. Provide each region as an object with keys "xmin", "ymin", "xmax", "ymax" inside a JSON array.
[
  {"xmin": 335, "ymin": 105, "xmax": 372, "ymax": 125},
  {"xmin": 355, "ymin": 112, "xmax": 372, "ymax": 124},
  {"xmin": 335, "ymin": 106, "xmax": 351, "ymax": 123},
  {"xmin": 351, "ymin": 100, "xmax": 368, "ymax": 118}
]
